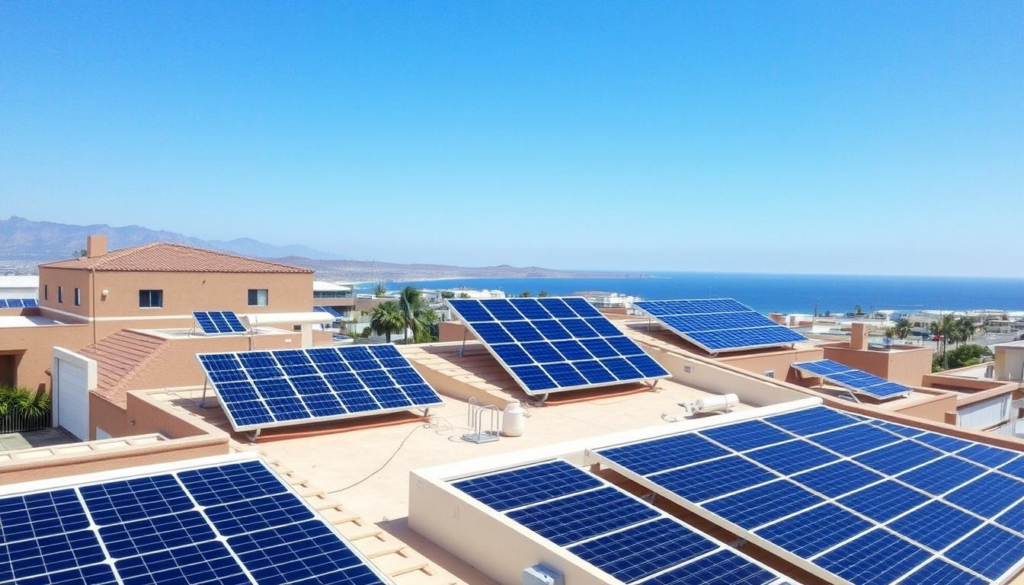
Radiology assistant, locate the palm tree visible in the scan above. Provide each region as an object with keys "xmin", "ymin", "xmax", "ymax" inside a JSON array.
[
  {"xmin": 368, "ymin": 302, "xmax": 405, "ymax": 343},
  {"xmin": 538, "ymin": 291, "xmax": 549, "ymax": 297},
  {"xmin": 373, "ymin": 283, "xmax": 387, "ymax": 297},
  {"xmin": 397, "ymin": 286, "xmax": 438, "ymax": 344},
  {"xmin": 954, "ymin": 316, "xmax": 976, "ymax": 347},
  {"xmin": 893, "ymin": 318, "xmax": 912, "ymax": 341},
  {"xmin": 518, "ymin": 291, "xmax": 531, "ymax": 298}
]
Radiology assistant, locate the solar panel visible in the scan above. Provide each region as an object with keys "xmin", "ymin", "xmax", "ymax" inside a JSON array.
[
  {"xmin": 196, "ymin": 345, "xmax": 444, "ymax": 432},
  {"xmin": 314, "ymin": 305, "xmax": 343, "ymax": 319},
  {"xmin": 593, "ymin": 405, "xmax": 1024, "ymax": 585},
  {"xmin": 0, "ymin": 457, "xmax": 391, "ymax": 585},
  {"xmin": 447, "ymin": 297, "xmax": 670, "ymax": 395},
  {"xmin": 192, "ymin": 311, "xmax": 247, "ymax": 335},
  {"xmin": 634, "ymin": 298, "xmax": 806, "ymax": 353},
  {"xmin": 0, "ymin": 298, "xmax": 36, "ymax": 309},
  {"xmin": 792, "ymin": 359, "xmax": 913, "ymax": 400},
  {"xmin": 451, "ymin": 460, "xmax": 785, "ymax": 584}
]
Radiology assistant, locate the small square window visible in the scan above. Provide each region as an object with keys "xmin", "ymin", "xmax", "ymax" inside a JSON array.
[
  {"xmin": 139, "ymin": 290, "xmax": 163, "ymax": 308},
  {"xmin": 248, "ymin": 289, "xmax": 269, "ymax": 307}
]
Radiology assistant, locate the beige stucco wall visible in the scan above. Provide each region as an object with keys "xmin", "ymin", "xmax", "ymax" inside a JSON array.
[
  {"xmin": 717, "ymin": 346, "xmax": 825, "ymax": 384},
  {"xmin": 0, "ymin": 322, "xmax": 93, "ymax": 392},
  {"xmin": 822, "ymin": 343, "xmax": 932, "ymax": 386},
  {"xmin": 996, "ymin": 345, "xmax": 1024, "ymax": 382}
]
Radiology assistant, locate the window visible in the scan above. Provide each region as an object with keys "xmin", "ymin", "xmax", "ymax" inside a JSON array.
[
  {"xmin": 74, "ymin": 288, "xmax": 81, "ymax": 306},
  {"xmin": 248, "ymin": 289, "xmax": 269, "ymax": 307},
  {"xmin": 764, "ymin": 370, "xmax": 776, "ymax": 379},
  {"xmin": 139, "ymin": 290, "xmax": 163, "ymax": 308},
  {"xmin": 43, "ymin": 285, "xmax": 48, "ymax": 301},
  {"xmin": 313, "ymin": 291, "xmax": 352, "ymax": 299},
  {"xmin": 58, "ymin": 286, "xmax": 64, "ymax": 304}
]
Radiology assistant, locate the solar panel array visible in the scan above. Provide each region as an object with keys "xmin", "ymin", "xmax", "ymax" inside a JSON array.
[
  {"xmin": 793, "ymin": 359, "xmax": 913, "ymax": 400},
  {"xmin": 197, "ymin": 345, "xmax": 444, "ymax": 431},
  {"xmin": 193, "ymin": 311, "xmax": 247, "ymax": 335},
  {"xmin": 447, "ymin": 297, "xmax": 670, "ymax": 395},
  {"xmin": 634, "ymin": 298, "xmax": 806, "ymax": 353},
  {"xmin": 451, "ymin": 460, "xmax": 786, "ymax": 584},
  {"xmin": 0, "ymin": 298, "xmax": 37, "ymax": 309},
  {"xmin": 314, "ymin": 306, "xmax": 343, "ymax": 319},
  {"xmin": 594, "ymin": 406, "xmax": 1024, "ymax": 584},
  {"xmin": 0, "ymin": 458, "xmax": 390, "ymax": 585}
]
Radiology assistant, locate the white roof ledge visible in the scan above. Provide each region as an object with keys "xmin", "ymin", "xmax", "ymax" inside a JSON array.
[{"xmin": 242, "ymin": 312, "xmax": 333, "ymax": 326}]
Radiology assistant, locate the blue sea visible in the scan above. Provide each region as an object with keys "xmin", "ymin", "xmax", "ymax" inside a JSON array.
[{"xmin": 356, "ymin": 273, "xmax": 1024, "ymax": 314}]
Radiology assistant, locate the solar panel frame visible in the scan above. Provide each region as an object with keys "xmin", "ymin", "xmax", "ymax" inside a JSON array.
[
  {"xmin": 313, "ymin": 305, "xmax": 343, "ymax": 319},
  {"xmin": 0, "ymin": 455, "xmax": 393, "ymax": 585},
  {"xmin": 634, "ymin": 298, "xmax": 807, "ymax": 353},
  {"xmin": 447, "ymin": 297, "xmax": 670, "ymax": 396},
  {"xmin": 590, "ymin": 405, "xmax": 1024, "ymax": 585},
  {"xmin": 792, "ymin": 359, "xmax": 914, "ymax": 401},
  {"xmin": 196, "ymin": 345, "xmax": 444, "ymax": 432},
  {"xmin": 192, "ymin": 311, "xmax": 248, "ymax": 335}
]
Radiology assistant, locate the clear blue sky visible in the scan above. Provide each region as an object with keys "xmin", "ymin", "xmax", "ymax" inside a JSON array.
[{"xmin": 1, "ymin": 2, "xmax": 1021, "ymax": 277}]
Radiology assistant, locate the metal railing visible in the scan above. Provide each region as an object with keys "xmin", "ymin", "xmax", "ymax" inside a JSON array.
[{"xmin": 0, "ymin": 410, "xmax": 52, "ymax": 434}]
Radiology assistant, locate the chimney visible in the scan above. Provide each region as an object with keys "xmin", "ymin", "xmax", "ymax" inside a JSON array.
[
  {"xmin": 86, "ymin": 235, "xmax": 108, "ymax": 258},
  {"xmin": 851, "ymin": 322, "xmax": 869, "ymax": 351}
]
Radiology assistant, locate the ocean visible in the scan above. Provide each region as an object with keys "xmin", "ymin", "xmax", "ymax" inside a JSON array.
[{"xmin": 355, "ymin": 273, "xmax": 1024, "ymax": 314}]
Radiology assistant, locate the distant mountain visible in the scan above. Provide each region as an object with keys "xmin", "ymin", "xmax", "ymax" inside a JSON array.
[
  {"xmin": 278, "ymin": 257, "xmax": 647, "ymax": 282},
  {"xmin": 0, "ymin": 216, "xmax": 342, "ymax": 261}
]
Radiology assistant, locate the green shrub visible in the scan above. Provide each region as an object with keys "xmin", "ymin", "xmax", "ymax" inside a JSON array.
[
  {"xmin": 932, "ymin": 344, "xmax": 993, "ymax": 372},
  {"xmin": 0, "ymin": 385, "xmax": 51, "ymax": 417}
]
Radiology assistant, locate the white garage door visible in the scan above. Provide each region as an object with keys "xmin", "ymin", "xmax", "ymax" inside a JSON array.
[{"xmin": 52, "ymin": 348, "xmax": 95, "ymax": 441}]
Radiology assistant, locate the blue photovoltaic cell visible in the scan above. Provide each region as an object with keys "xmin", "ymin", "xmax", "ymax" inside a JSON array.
[
  {"xmin": 0, "ymin": 299, "xmax": 37, "ymax": 309},
  {"xmin": 889, "ymin": 501, "xmax": 983, "ymax": 550},
  {"xmin": 313, "ymin": 305, "xmax": 342, "ymax": 319},
  {"xmin": 452, "ymin": 461, "xmax": 601, "ymax": 512},
  {"xmin": 0, "ymin": 458, "xmax": 388, "ymax": 585},
  {"xmin": 791, "ymin": 461, "xmax": 884, "ymax": 498},
  {"xmin": 650, "ymin": 456, "xmax": 777, "ymax": 503},
  {"xmin": 704, "ymin": 481, "xmax": 824, "ymax": 529},
  {"xmin": 805, "ymin": 424, "xmax": 901, "ymax": 457},
  {"xmin": 899, "ymin": 559, "xmax": 987, "ymax": 585},
  {"xmin": 869, "ymin": 419, "xmax": 926, "ymax": 438},
  {"xmin": 837, "ymin": 480, "xmax": 929, "ymax": 523},
  {"xmin": 197, "ymin": 345, "xmax": 443, "ymax": 431},
  {"xmin": 814, "ymin": 529, "xmax": 932, "ymax": 585},
  {"xmin": 506, "ymin": 488, "xmax": 659, "ymax": 546},
  {"xmin": 853, "ymin": 440, "xmax": 944, "ymax": 476},
  {"xmin": 636, "ymin": 298, "xmax": 806, "ymax": 352},
  {"xmin": 764, "ymin": 407, "xmax": 859, "ymax": 436},
  {"xmin": 899, "ymin": 457, "xmax": 988, "ymax": 496},
  {"xmin": 997, "ymin": 500, "xmax": 1024, "ymax": 533},
  {"xmin": 946, "ymin": 525, "xmax": 1024, "ymax": 580},
  {"xmin": 600, "ymin": 433, "xmax": 729, "ymax": 476},
  {"xmin": 743, "ymin": 440, "xmax": 839, "ymax": 475},
  {"xmin": 192, "ymin": 311, "xmax": 247, "ymax": 335},
  {"xmin": 448, "ymin": 297, "xmax": 668, "ymax": 395},
  {"xmin": 568, "ymin": 518, "xmax": 718, "ymax": 583},
  {"xmin": 793, "ymin": 359, "xmax": 912, "ymax": 400},
  {"xmin": 914, "ymin": 432, "xmax": 974, "ymax": 453},
  {"xmin": 699, "ymin": 420, "xmax": 792, "ymax": 452},
  {"xmin": 754, "ymin": 504, "xmax": 872, "ymax": 558},
  {"xmin": 642, "ymin": 550, "xmax": 779, "ymax": 585},
  {"xmin": 945, "ymin": 473, "xmax": 1024, "ymax": 517},
  {"xmin": 792, "ymin": 359, "xmax": 851, "ymax": 376},
  {"xmin": 956, "ymin": 444, "xmax": 1019, "ymax": 468}
]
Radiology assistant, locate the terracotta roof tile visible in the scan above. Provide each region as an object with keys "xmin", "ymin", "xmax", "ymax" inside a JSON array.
[
  {"xmin": 41, "ymin": 242, "xmax": 312, "ymax": 274},
  {"xmin": 80, "ymin": 331, "xmax": 170, "ymax": 404}
]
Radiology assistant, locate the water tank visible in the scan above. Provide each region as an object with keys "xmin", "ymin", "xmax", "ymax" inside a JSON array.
[{"xmin": 502, "ymin": 401, "xmax": 526, "ymax": 437}]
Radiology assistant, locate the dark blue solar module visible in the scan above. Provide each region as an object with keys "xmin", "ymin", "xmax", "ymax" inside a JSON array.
[
  {"xmin": 956, "ymin": 444, "xmax": 1019, "ymax": 468},
  {"xmin": 743, "ymin": 439, "xmax": 839, "ymax": 475},
  {"xmin": 898, "ymin": 559, "xmax": 987, "ymax": 585},
  {"xmin": 997, "ymin": 500, "xmax": 1024, "ymax": 533},
  {"xmin": 635, "ymin": 298, "xmax": 806, "ymax": 353},
  {"xmin": 792, "ymin": 359, "xmax": 913, "ymax": 400},
  {"xmin": 946, "ymin": 525, "xmax": 1024, "ymax": 580},
  {"xmin": 791, "ymin": 460, "xmax": 884, "ymax": 498},
  {"xmin": 754, "ymin": 503, "xmax": 872, "ymax": 558},
  {"xmin": 852, "ymin": 440, "xmax": 944, "ymax": 476},
  {"xmin": 0, "ymin": 298, "xmax": 37, "ymax": 309},
  {"xmin": 889, "ymin": 501, "xmax": 983, "ymax": 550},
  {"xmin": 838, "ymin": 480, "xmax": 929, "ymax": 523},
  {"xmin": 600, "ymin": 432, "xmax": 730, "ymax": 475},
  {"xmin": 448, "ymin": 297, "xmax": 669, "ymax": 394},
  {"xmin": 704, "ymin": 480, "xmax": 824, "ymax": 529},
  {"xmin": 913, "ymin": 432, "xmax": 974, "ymax": 453},
  {"xmin": 313, "ymin": 305, "xmax": 343, "ymax": 319},
  {"xmin": 763, "ymin": 406, "xmax": 860, "ymax": 436},
  {"xmin": 814, "ymin": 529, "xmax": 932, "ymax": 585},
  {"xmin": 506, "ymin": 487, "xmax": 659, "ymax": 546},
  {"xmin": 946, "ymin": 473, "xmax": 1024, "ymax": 517},
  {"xmin": 805, "ymin": 423, "xmax": 901, "ymax": 457},
  {"xmin": 641, "ymin": 550, "xmax": 779, "ymax": 585},
  {"xmin": 568, "ymin": 518, "xmax": 719, "ymax": 583},
  {"xmin": 192, "ymin": 310, "xmax": 247, "ymax": 335},
  {"xmin": 650, "ymin": 456, "xmax": 777, "ymax": 503},
  {"xmin": 451, "ymin": 461, "xmax": 601, "ymax": 512},
  {"xmin": 698, "ymin": 419, "xmax": 793, "ymax": 452},
  {"xmin": 0, "ymin": 458, "xmax": 389, "ymax": 585},
  {"xmin": 868, "ymin": 419, "xmax": 926, "ymax": 438},
  {"xmin": 197, "ymin": 345, "xmax": 443, "ymax": 431},
  {"xmin": 900, "ymin": 457, "xmax": 988, "ymax": 496}
]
